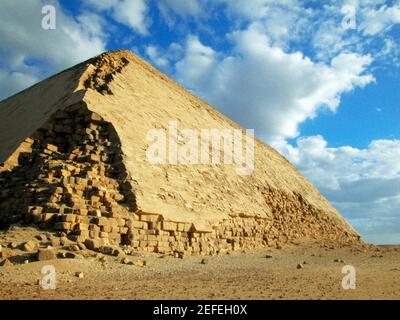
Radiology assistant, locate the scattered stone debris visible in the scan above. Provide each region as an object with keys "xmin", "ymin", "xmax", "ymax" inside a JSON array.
[
  {"xmin": 8, "ymin": 242, "xmax": 19, "ymax": 249},
  {"xmin": 60, "ymin": 237, "xmax": 73, "ymax": 246},
  {"xmin": 68, "ymin": 245, "xmax": 80, "ymax": 252},
  {"xmin": 134, "ymin": 260, "xmax": 146, "ymax": 267},
  {"xmin": 65, "ymin": 252, "xmax": 81, "ymax": 259},
  {"xmin": 174, "ymin": 252, "xmax": 184, "ymax": 259},
  {"xmin": 35, "ymin": 234, "xmax": 48, "ymax": 242},
  {"xmin": 0, "ymin": 50, "xmax": 362, "ymax": 261},
  {"xmin": 75, "ymin": 272, "xmax": 84, "ymax": 279},
  {"xmin": 112, "ymin": 248, "xmax": 125, "ymax": 257},
  {"xmin": 37, "ymin": 248, "xmax": 57, "ymax": 261},
  {"xmin": 265, "ymin": 255, "xmax": 273, "ymax": 259},
  {"xmin": 200, "ymin": 258, "xmax": 207, "ymax": 265},
  {"xmin": 0, "ymin": 259, "xmax": 13, "ymax": 267},
  {"xmin": 121, "ymin": 258, "xmax": 132, "ymax": 265},
  {"xmin": 22, "ymin": 241, "xmax": 37, "ymax": 252},
  {"xmin": 0, "ymin": 249, "xmax": 16, "ymax": 260},
  {"xmin": 297, "ymin": 263, "xmax": 304, "ymax": 269},
  {"xmin": 77, "ymin": 242, "xmax": 87, "ymax": 250},
  {"xmin": 334, "ymin": 259, "xmax": 345, "ymax": 263},
  {"xmin": 51, "ymin": 238, "xmax": 61, "ymax": 247}
]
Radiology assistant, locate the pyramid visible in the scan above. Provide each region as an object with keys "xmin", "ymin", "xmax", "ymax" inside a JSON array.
[{"xmin": 0, "ymin": 50, "xmax": 361, "ymax": 255}]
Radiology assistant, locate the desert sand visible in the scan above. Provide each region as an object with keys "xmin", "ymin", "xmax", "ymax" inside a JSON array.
[
  {"xmin": 0, "ymin": 51, "xmax": 394, "ymax": 301},
  {"xmin": 1, "ymin": 226, "xmax": 399, "ymax": 300}
]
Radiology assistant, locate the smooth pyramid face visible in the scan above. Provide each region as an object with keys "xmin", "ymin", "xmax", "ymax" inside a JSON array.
[{"xmin": 0, "ymin": 50, "xmax": 361, "ymax": 255}]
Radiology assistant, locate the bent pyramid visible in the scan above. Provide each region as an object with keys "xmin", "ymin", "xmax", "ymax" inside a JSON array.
[{"xmin": 0, "ymin": 50, "xmax": 361, "ymax": 255}]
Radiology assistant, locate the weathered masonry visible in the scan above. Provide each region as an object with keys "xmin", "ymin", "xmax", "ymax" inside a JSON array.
[{"xmin": 0, "ymin": 50, "xmax": 362, "ymax": 256}]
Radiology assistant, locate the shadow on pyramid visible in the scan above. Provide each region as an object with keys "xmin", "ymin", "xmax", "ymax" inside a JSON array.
[{"xmin": 0, "ymin": 50, "xmax": 361, "ymax": 256}]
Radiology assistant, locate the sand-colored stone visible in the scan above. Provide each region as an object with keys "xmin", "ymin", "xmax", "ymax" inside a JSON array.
[{"xmin": 0, "ymin": 50, "xmax": 361, "ymax": 257}]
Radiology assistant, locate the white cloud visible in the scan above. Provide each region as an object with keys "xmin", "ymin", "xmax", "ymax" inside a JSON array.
[
  {"xmin": 0, "ymin": 69, "xmax": 38, "ymax": 101},
  {"xmin": 276, "ymin": 136, "xmax": 400, "ymax": 243},
  {"xmin": 84, "ymin": 0, "xmax": 150, "ymax": 35},
  {"xmin": 218, "ymin": 0, "xmax": 300, "ymax": 20},
  {"xmin": 144, "ymin": 43, "xmax": 183, "ymax": 71},
  {"xmin": 76, "ymin": 12, "xmax": 107, "ymax": 39},
  {"xmin": 157, "ymin": 0, "xmax": 202, "ymax": 18},
  {"xmin": 174, "ymin": 28, "xmax": 374, "ymax": 142},
  {"xmin": 0, "ymin": 0, "xmax": 105, "ymax": 69},
  {"xmin": 214, "ymin": 1, "xmax": 400, "ymax": 66},
  {"xmin": 361, "ymin": 4, "xmax": 400, "ymax": 36},
  {"xmin": 175, "ymin": 36, "xmax": 216, "ymax": 91},
  {"xmin": 0, "ymin": 0, "xmax": 106, "ymax": 100},
  {"xmin": 113, "ymin": 0, "xmax": 150, "ymax": 35},
  {"xmin": 83, "ymin": 0, "xmax": 120, "ymax": 11},
  {"xmin": 145, "ymin": 46, "xmax": 169, "ymax": 68}
]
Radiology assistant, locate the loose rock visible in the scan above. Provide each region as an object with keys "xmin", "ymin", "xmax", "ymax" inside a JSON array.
[
  {"xmin": 0, "ymin": 259, "xmax": 13, "ymax": 267},
  {"xmin": 68, "ymin": 245, "xmax": 80, "ymax": 252},
  {"xmin": 0, "ymin": 249, "xmax": 16, "ymax": 259},
  {"xmin": 8, "ymin": 242, "xmax": 19, "ymax": 249},
  {"xmin": 35, "ymin": 234, "xmax": 48, "ymax": 242},
  {"xmin": 77, "ymin": 242, "xmax": 87, "ymax": 251},
  {"xmin": 134, "ymin": 260, "xmax": 146, "ymax": 267},
  {"xmin": 65, "ymin": 252, "xmax": 81, "ymax": 259},
  {"xmin": 22, "ymin": 241, "xmax": 37, "ymax": 252},
  {"xmin": 51, "ymin": 238, "xmax": 61, "ymax": 247},
  {"xmin": 37, "ymin": 248, "xmax": 57, "ymax": 261}
]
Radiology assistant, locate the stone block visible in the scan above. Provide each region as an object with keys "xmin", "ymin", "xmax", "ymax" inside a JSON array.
[
  {"xmin": 162, "ymin": 221, "xmax": 178, "ymax": 232},
  {"xmin": 99, "ymin": 232, "xmax": 109, "ymax": 238},
  {"xmin": 22, "ymin": 241, "xmax": 37, "ymax": 252},
  {"xmin": 42, "ymin": 213, "xmax": 56, "ymax": 222},
  {"xmin": 54, "ymin": 222, "xmax": 72, "ymax": 231},
  {"xmin": 101, "ymin": 225, "xmax": 112, "ymax": 233},
  {"xmin": 62, "ymin": 214, "xmax": 76, "ymax": 223},
  {"xmin": 119, "ymin": 227, "xmax": 128, "ymax": 234},
  {"xmin": 37, "ymin": 248, "xmax": 57, "ymax": 261},
  {"xmin": 84, "ymin": 239, "xmax": 102, "ymax": 251},
  {"xmin": 97, "ymin": 217, "xmax": 110, "ymax": 227},
  {"xmin": 75, "ymin": 223, "xmax": 89, "ymax": 231}
]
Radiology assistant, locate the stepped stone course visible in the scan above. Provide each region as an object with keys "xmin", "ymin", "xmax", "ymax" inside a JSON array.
[{"xmin": 0, "ymin": 50, "xmax": 361, "ymax": 257}]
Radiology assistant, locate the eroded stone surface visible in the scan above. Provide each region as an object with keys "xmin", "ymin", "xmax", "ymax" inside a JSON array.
[{"xmin": 0, "ymin": 50, "xmax": 362, "ymax": 257}]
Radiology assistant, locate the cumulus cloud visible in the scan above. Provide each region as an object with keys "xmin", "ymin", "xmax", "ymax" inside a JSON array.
[
  {"xmin": 145, "ymin": 46, "xmax": 169, "ymax": 68},
  {"xmin": 0, "ymin": 0, "xmax": 106, "ymax": 100},
  {"xmin": 84, "ymin": 0, "xmax": 150, "ymax": 35},
  {"xmin": 157, "ymin": 0, "xmax": 202, "ymax": 18},
  {"xmin": 0, "ymin": 70, "xmax": 38, "ymax": 101},
  {"xmin": 360, "ymin": 3, "xmax": 400, "ymax": 36},
  {"xmin": 276, "ymin": 136, "xmax": 400, "ymax": 243},
  {"xmin": 175, "ymin": 36, "xmax": 217, "ymax": 92},
  {"xmin": 150, "ymin": 0, "xmax": 400, "ymax": 65},
  {"xmin": 1, "ymin": 0, "xmax": 398, "ymax": 244},
  {"xmin": 174, "ymin": 28, "xmax": 374, "ymax": 142},
  {"xmin": 217, "ymin": 0, "xmax": 300, "ymax": 20},
  {"xmin": 144, "ymin": 43, "xmax": 183, "ymax": 70}
]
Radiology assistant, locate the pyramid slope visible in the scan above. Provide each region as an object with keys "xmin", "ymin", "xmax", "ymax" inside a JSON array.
[{"xmin": 0, "ymin": 50, "xmax": 360, "ymax": 255}]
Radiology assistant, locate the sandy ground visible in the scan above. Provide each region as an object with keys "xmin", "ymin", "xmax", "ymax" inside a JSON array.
[{"xmin": 1, "ymin": 234, "xmax": 400, "ymax": 300}]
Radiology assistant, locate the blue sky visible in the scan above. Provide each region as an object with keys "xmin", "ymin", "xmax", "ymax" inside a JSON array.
[{"xmin": 0, "ymin": 0, "xmax": 399, "ymax": 244}]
